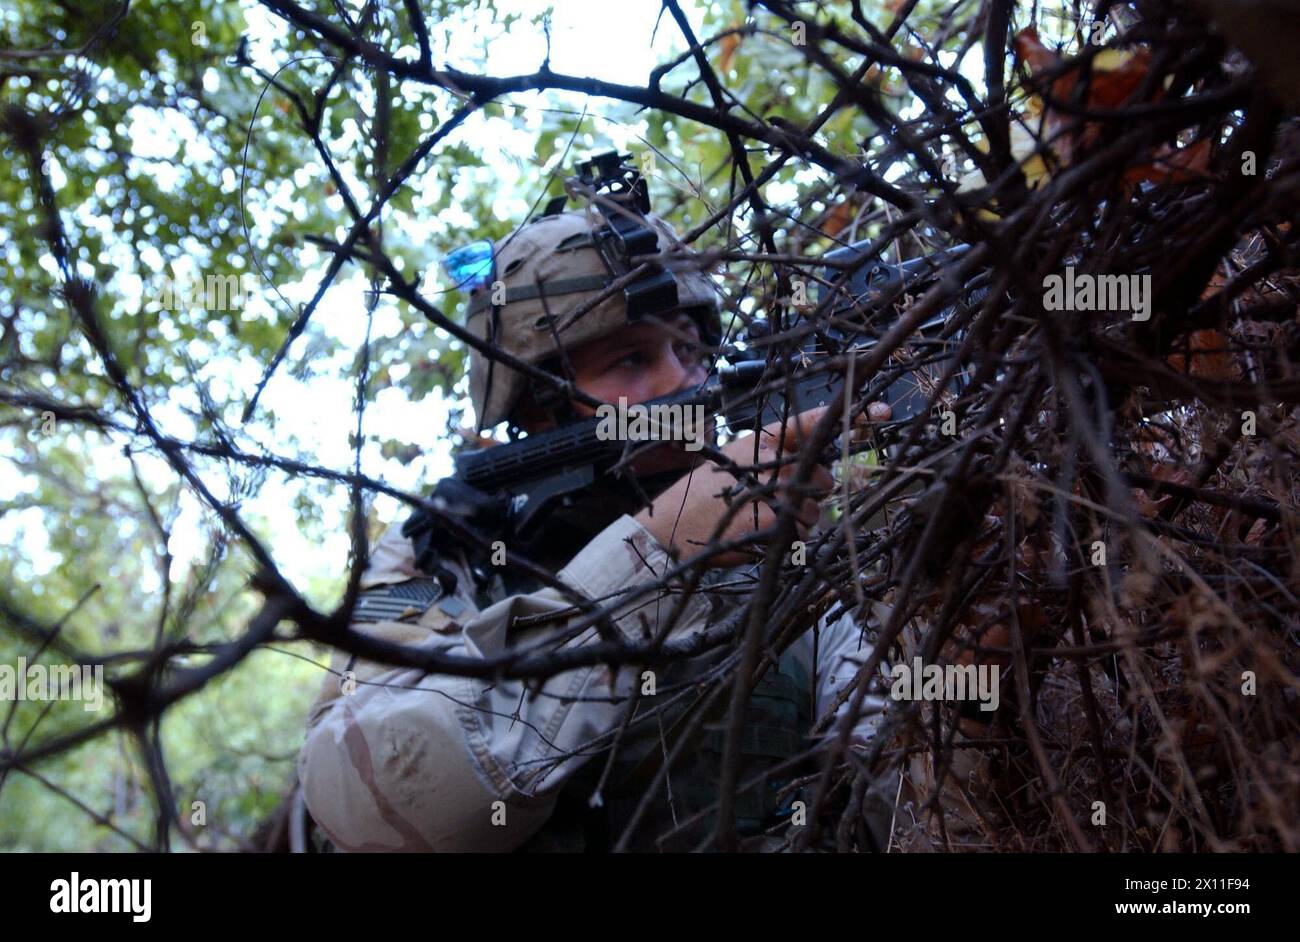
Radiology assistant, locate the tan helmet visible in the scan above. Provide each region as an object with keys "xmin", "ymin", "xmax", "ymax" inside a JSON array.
[{"xmin": 465, "ymin": 209, "xmax": 721, "ymax": 429}]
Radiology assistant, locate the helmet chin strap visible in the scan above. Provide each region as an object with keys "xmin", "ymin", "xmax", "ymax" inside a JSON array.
[
  {"xmin": 530, "ymin": 357, "xmax": 581, "ymax": 429},
  {"xmin": 504, "ymin": 385, "xmax": 578, "ymax": 442},
  {"xmin": 477, "ymin": 303, "xmax": 500, "ymax": 434}
]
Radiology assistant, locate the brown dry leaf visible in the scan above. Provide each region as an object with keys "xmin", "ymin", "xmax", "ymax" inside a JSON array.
[
  {"xmin": 1014, "ymin": 28, "xmax": 1153, "ymax": 113},
  {"xmin": 1200, "ymin": 229, "xmax": 1300, "ymax": 309},
  {"xmin": 1166, "ymin": 328, "xmax": 1237, "ymax": 380},
  {"xmin": 820, "ymin": 200, "xmax": 856, "ymax": 238},
  {"xmin": 1131, "ymin": 462, "xmax": 1191, "ymax": 517},
  {"xmin": 1123, "ymin": 137, "xmax": 1213, "ymax": 186},
  {"xmin": 1012, "ymin": 28, "xmax": 1168, "ymax": 170},
  {"xmin": 1151, "ymin": 463, "xmax": 1192, "ymax": 488},
  {"xmin": 954, "ymin": 597, "xmax": 1003, "ymax": 660},
  {"xmin": 1133, "ymin": 486, "xmax": 1172, "ymax": 518},
  {"xmin": 718, "ymin": 30, "xmax": 742, "ymax": 74},
  {"xmin": 1199, "ymin": 268, "xmax": 1228, "ymax": 301},
  {"xmin": 1013, "ymin": 28, "xmax": 1060, "ymax": 75},
  {"xmin": 1133, "ymin": 422, "xmax": 1175, "ymax": 459}
]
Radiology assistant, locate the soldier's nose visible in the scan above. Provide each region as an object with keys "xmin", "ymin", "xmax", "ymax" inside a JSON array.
[
  {"xmin": 677, "ymin": 357, "xmax": 708, "ymax": 394},
  {"xmin": 655, "ymin": 350, "xmax": 698, "ymax": 398}
]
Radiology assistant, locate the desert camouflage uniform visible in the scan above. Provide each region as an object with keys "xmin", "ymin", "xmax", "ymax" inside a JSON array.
[{"xmin": 297, "ymin": 513, "xmax": 889, "ymax": 852}]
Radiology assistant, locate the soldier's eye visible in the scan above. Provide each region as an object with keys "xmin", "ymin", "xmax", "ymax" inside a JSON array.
[
  {"xmin": 612, "ymin": 351, "xmax": 647, "ymax": 370},
  {"xmin": 675, "ymin": 342, "xmax": 705, "ymax": 367}
]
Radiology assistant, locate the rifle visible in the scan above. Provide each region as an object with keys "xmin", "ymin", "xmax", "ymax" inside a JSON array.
[{"xmin": 402, "ymin": 240, "xmax": 985, "ymax": 574}]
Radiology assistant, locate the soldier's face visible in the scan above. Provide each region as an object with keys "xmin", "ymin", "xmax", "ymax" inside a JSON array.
[
  {"xmin": 565, "ymin": 312, "xmax": 710, "ymax": 413},
  {"xmin": 517, "ymin": 312, "xmax": 713, "ymax": 472}
]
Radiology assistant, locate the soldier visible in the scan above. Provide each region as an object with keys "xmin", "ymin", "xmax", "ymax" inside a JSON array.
[{"xmin": 296, "ymin": 167, "xmax": 898, "ymax": 852}]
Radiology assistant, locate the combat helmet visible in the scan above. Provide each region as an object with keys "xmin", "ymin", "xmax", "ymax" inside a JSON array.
[{"xmin": 460, "ymin": 152, "xmax": 722, "ymax": 430}]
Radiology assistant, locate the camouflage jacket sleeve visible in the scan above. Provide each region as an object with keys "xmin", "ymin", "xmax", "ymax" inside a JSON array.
[{"xmin": 297, "ymin": 513, "xmax": 712, "ymax": 852}]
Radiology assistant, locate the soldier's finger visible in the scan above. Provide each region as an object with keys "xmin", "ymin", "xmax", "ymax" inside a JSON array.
[
  {"xmin": 795, "ymin": 497, "xmax": 821, "ymax": 529},
  {"xmin": 773, "ymin": 453, "xmax": 836, "ymax": 498},
  {"xmin": 810, "ymin": 463, "xmax": 835, "ymax": 495},
  {"xmin": 759, "ymin": 406, "xmax": 831, "ymax": 453}
]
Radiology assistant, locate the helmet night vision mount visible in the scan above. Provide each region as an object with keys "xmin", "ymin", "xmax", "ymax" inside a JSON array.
[{"xmin": 561, "ymin": 150, "xmax": 680, "ymax": 321}]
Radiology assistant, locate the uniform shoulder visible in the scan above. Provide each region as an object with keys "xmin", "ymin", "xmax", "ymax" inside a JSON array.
[{"xmin": 360, "ymin": 520, "xmax": 424, "ymax": 589}]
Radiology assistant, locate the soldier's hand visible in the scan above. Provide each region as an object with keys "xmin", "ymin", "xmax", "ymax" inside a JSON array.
[{"xmin": 634, "ymin": 406, "xmax": 840, "ymax": 567}]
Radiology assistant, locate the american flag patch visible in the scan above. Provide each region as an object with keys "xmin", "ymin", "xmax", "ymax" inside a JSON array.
[{"xmin": 350, "ymin": 578, "xmax": 445, "ymax": 624}]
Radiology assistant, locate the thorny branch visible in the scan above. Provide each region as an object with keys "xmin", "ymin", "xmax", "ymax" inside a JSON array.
[{"xmin": 2, "ymin": 0, "xmax": 1298, "ymax": 852}]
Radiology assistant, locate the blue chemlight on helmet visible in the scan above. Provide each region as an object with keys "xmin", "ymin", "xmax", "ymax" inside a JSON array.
[{"xmin": 442, "ymin": 238, "xmax": 494, "ymax": 292}]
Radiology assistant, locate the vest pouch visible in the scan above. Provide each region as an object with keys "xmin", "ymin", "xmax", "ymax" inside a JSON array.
[{"xmin": 683, "ymin": 655, "xmax": 812, "ymax": 837}]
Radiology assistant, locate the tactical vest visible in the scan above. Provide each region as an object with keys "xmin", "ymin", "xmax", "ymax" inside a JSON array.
[{"xmin": 517, "ymin": 646, "xmax": 814, "ymax": 853}]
